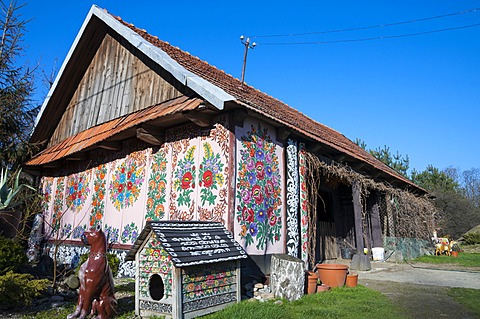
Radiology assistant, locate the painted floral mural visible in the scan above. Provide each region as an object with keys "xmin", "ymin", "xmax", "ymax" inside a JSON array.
[
  {"xmin": 198, "ymin": 142, "xmax": 224, "ymax": 206},
  {"xmin": 139, "ymin": 235, "xmax": 173, "ymax": 300},
  {"xmin": 109, "ymin": 155, "xmax": 145, "ymax": 211},
  {"xmin": 236, "ymin": 124, "xmax": 282, "ymax": 250},
  {"xmin": 146, "ymin": 149, "xmax": 168, "ymax": 221},
  {"xmin": 65, "ymin": 172, "xmax": 91, "ymax": 213},
  {"xmin": 90, "ymin": 164, "xmax": 107, "ymax": 227},
  {"xmin": 182, "ymin": 263, "xmax": 236, "ymax": 302},
  {"xmin": 173, "ymin": 145, "xmax": 196, "ymax": 208},
  {"xmin": 299, "ymin": 143, "xmax": 309, "ymax": 264},
  {"xmin": 52, "ymin": 177, "xmax": 65, "ymax": 232}
]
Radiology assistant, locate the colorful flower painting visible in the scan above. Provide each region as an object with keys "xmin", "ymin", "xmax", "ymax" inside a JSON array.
[
  {"xmin": 104, "ymin": 224, "xmax": 120, "ymax": 244},
  {"xmin": 52, "ymin": 177, "xmax": 65, "ymax": 232},
  {"xmin": 182, "ymin": 263, "xmax": 236, "ymax": 302},
  {"xmin": 109, "ymin": 157, "xmax": 145, "ymax": 211},
  {"xmin": 173, "ymin": 145, "xmax": 196, "ymax": 207},
  {"xmin": 41, "ymin": 177, "xmax": 53, "ymax": 213},
  {"xmin": 145, "ymin": 149, "xmax": 168, "ymax": 221},
  {"xmin": 139, "ymin": 235, "xmax": 173, "ymax": 299},
  {"xmin": 61, "ymin": 223, "xmax": 72, "ymax": 238},
  {"xmin": 90, "ymin": 164, "xmax": 107, "ymax": 227},
  {"xmin": 299, "ymin": 144, "xmax": 309, "ymax": 264},
  {"xmin": 236, "ymin": 124, "xmax": 282, "ymax": 250},
  {"xmin": 120, "ymin": 222, "xmax": 139, "ymax": 244},
  {"xmin": 198, "ymin": 142, "xmax": 224, "ymax": 206},
  {"xmin": 65, "ymin": 172, "xmax": 91, "ymax": 213}
]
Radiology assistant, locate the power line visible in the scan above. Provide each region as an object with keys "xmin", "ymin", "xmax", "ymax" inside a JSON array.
[
  {"xmin": 249, "ymin": 7, "xmax": 480, "ymax": 39},
  {"xmin": 257, "ymin": 23, "xmax": 480, "ymax": 46}
]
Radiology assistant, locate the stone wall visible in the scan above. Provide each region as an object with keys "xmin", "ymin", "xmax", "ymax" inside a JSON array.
[{"xmin": 270, "ymin": 254, "xmax": 305, "ymax": 301}]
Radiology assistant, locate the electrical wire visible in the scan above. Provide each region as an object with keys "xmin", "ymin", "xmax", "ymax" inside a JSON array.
[
  {"xmin": 249, "ymin": 7, "xmax": 480, "ymax": 38},
  {"xmin": 256, "ymin": 23, "xmax": 480, "ymax": 46}
]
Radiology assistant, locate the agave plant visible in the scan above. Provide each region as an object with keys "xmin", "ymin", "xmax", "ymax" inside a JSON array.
[{"xmin": 0, "ymin": 168, "xmax": 35, "ymax": 210}]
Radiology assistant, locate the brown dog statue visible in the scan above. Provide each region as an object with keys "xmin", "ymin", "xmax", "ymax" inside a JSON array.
[{"xmin": 67, "ymin": 226, "xmax": 117, "ymax": 319}]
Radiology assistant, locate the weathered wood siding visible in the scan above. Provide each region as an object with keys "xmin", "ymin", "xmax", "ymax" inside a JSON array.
[{"xmin": 49, "ymin": 34, "xmax": 183, "ymax": 146}]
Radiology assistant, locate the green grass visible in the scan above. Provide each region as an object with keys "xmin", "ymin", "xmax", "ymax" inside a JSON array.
[
  {"xmin": 204, "ymin": 285, "xmax": 406, "ymax": 319},
  {"xmin": 448, "ymin": 287, "xmax": 480, "ymax": 316},
  {"xmin": 413, "ymin": 252, "xmax": 480, "ymax": 267}
]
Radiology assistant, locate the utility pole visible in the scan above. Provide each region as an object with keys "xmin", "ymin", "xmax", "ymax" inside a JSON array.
[{"xmin": 240, "ymin": 35, "xmax": 256, "ymax": 83}]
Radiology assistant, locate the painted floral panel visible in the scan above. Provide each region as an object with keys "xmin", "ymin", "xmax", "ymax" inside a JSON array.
[
  {"xmin": 139, "ymin": 234, "xmax": 173, "ymax": 301},
  {"xmin": 235, "ymin": 123, "xmax": 283, "ymax": 251},
  {"xmin": 65, "ymin": 171, "xmax": 91, "ymax": 214},
  {"xmin": 182, "ymin": 263, "xmax": 236, "ymax": 302},
  {"xmin": 145, "ymin": 148, "xmax": 169, "ymax": 221},
  {"xmin": 51, "ymin": 176, "xmax": 65, "ymax": 234},
  {"xmin": 40, "ymin": 177, "xmax": 54, "ymax": 236},
  {"xmin": 169, "ymin": 140, "xmax": 197, "ymax": 221},
  {"xmin": 109, "ymin": 154, "xmax": 145, "ymax": 211},
  {"xmin": 90, "ymin": 164, "xmax": 107, "ymax": 228},
  {"xmin": 299, "ymin": 143, "xmax": 309, "ymax": 264}
]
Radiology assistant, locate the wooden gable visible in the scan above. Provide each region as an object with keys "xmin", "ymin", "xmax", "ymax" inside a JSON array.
[{"xmin": 49, "ymin": 33, "xmax": 185, "ymax": 146}]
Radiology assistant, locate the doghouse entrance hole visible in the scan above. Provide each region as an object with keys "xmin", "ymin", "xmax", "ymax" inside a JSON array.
[{"xmin": 149, "ymin": 274, "xmax": 165, "ymax": 300}]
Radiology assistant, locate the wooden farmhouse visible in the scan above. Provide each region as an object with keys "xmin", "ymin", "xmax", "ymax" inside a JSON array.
[
  {"xmin": 26, "ymin": 5, "xmax": 434, "ymax": 278},
  {"xmin": 125, "ymin": 221, "xmax": 246, "ymax": 318}
]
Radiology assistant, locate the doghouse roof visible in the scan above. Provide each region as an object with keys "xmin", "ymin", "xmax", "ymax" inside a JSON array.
[{"xmin": 126, "ymin": 221, "xmax": 247, "ymax": 267}]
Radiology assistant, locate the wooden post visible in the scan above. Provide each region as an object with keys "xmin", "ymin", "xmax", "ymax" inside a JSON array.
[
  {"xmin": 352, "ymin": 181, "xmax": 364, "ymax": 253},
  {"xmin": 369, "ymin": 191, "xmax": 383, "ymax": 247}
]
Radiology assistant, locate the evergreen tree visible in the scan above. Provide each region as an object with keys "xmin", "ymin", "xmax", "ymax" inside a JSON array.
[{"xmin": 0, "ymin": 0, "xmax": 39, "ymax": 170}]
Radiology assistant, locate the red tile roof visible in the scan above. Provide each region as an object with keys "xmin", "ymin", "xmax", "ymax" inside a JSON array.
[
  {"xmin": 26, "ymin": 96, "xmax": 202, "ymax": 166},
  {"xmin": 114, "ymin": 16, "xmax": 419, "ymax": 190}
]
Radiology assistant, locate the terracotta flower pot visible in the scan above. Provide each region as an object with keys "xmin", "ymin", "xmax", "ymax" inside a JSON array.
[
  {"xmin": 451, "ymin": 251, "xmax": 459, "ymax": 257},
  {"xmin": 306, "ymin": 271, "xmax": 319, "ymax": 294},
  {"xmin": 317, "ymin": 284, "xmax": 330, "ymax": 293},
  {"xmin": 345, "ymin": 273, "xmax": 358, "ymax": 287},
  {"xmin": 316, "ymin": 264, "xmax": 349, "ymax": 288}
]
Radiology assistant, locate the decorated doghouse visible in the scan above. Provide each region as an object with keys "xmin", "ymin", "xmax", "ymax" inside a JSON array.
[{"xmin": 126, "ymin": 221, "xmax": 247, "ymax": 318}]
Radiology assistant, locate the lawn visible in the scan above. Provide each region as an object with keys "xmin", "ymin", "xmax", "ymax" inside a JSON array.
[
  {"xmin": 205, "ymin": 285, "xmax": 406, "ymax": 319},
  {"xmin": 413, "ymin": 252, "xmax": 480, "ymax": 268},
  {"xmin": 20, "ymin": 283, "xmax": 406, "ymax": 319}
]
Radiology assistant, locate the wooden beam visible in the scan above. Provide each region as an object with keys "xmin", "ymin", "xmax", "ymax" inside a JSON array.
[
  {"xmin": 65, "ymin": 152, "xmax": 88, "ymax": 161},
  {"xmin": 368, "ymin": 191, "xmax": 383, "ymax": 248},
  {"xmin": 97, "ymin": 141, "xmax": 121, "ymax": 151},
  {"xmin": 307, "ymin": 142, "xmax": 322, "ymax": 153},
  {"xmin": 351, "ymin": 162, "xmax": 365, "ymax": 170},
  {"xmin": 182, "ymin": 110, "xmax": 212, "ymax": 127},
  {"xmin": 232, "ymin": 109, "xmax": 248, "ymax": 128},
  {"xmin": 352, "ymin": 180, "xmax": 365, "ymax": 253},
  {"xmin": 275, "ymin": 127, "xmax": 290, "ymax": 143},
  {"xmin": 136, "ymin": 125, "xmax": 165, "ymax": 145},
  {"xmin": 332, "ymin": 154, "xmax": 345, "ymax": 162}
]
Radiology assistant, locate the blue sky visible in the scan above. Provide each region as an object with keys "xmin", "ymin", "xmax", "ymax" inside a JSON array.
[{"xmin": 19, "ymin": 1, "xmax": 480, "ymax": 174}]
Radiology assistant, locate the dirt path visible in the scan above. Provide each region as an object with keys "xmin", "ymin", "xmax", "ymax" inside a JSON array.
[{"xmin": 357, "ymin": 261, "xmax": 480, "ymax": 319}]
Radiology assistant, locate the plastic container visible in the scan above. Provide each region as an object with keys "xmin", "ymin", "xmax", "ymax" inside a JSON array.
[{"xmin": 372, "ymin": 247, "xmax": 385, "ymax": 261}]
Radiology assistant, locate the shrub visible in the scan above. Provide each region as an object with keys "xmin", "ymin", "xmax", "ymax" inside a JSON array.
[
  {"xmin": 0, "ymin": 271, "xmax": 50, "ymax": 309},
  {"xmin": 77, "ymin": 252, "xmax": 120, "ymax": 277},
  {"xmin": 0, "ymin": 236, "xmax": 26, "ymax": 275},
  {"xmin": 462, "ymin": 232, "xmax": 480, "ymax": 245}
]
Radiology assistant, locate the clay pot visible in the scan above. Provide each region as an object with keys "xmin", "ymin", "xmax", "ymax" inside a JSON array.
[
  {"xmin": 451, "ymin": 251, "xmax": 459, "ymax": 257},
  {"xmin": 316, "ymin": 284, "xmax": 330, "ymax": 292},
  {"xmin": 306, "ymin": 271, "xmax": 319, "ymax": 294},
  {"xmin": 345, "ymin": 273, "xmax": 358, "ymax": 287},
  {"xmin": 316, "ymin": 264, "xmax": 349, "ymax": 288}
]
